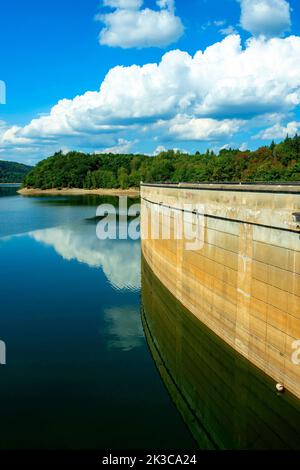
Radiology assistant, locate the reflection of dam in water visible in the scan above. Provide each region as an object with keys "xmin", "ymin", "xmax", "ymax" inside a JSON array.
[
  {"xmin": 141, "ymin": 182, "xmax": 300, "ymax": 448},
  {"xmin": 141, "ymin": 257, "xmax": 300, "ymax": 449}
]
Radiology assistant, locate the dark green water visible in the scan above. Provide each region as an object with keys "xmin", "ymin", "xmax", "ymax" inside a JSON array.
[{"xmin": 0, "ymin": 186, "xmax": 196, "ymax": 450}]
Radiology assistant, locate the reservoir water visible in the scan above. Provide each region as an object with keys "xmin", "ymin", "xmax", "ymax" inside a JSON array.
[
  {"xmin": 0, "ymin": 186, "xmax": 196, "ymax": 450},
  {"xmin": 1, "ymin": 185, "xmax": 300, "ymax": 450}
]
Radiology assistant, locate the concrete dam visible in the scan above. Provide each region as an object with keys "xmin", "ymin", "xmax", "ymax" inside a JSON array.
[
  {"xmin": 140, "ymin": 183, "xmax": 300, "ymax": 407},
  {"xmin": 141, "ymin": 256, "xmax": 300, "ymax": 449}
]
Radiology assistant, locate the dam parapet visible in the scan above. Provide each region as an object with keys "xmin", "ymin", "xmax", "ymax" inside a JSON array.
[{"xmin": 141, "ymin": 183, "xmax": 300, "ymax": 399}]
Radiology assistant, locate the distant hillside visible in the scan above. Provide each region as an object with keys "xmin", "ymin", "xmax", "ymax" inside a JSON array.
[
  {"xmin": 23, "ymin": 135, "xmax": 300, "ymax": 190},
  {"xmin": 0, "ymin": 160, "xmax": 33, "ymax": 183}
]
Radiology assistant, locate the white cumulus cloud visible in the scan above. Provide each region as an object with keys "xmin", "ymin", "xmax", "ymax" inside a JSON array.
[
  {"xmin": 168, "ymin": 115, "xmax": 244, "ymax": 141},
  {"xmin": 257, "ymin": 121, "xmax": 300, "ymax": 139},
  {"xmin": 100, "ymin": 138, "xmax": 138, "ymax": 153},
  {"xmin": 97, "ymin": 0, "xmax": 184, "ymax": 48},
  {"xmin": 239, "ymin": 0, "xmax": 291, "ymax": 38},
  {"xmin": 1, "ymin": 34, "xmax": 300, "ymax": 158}
]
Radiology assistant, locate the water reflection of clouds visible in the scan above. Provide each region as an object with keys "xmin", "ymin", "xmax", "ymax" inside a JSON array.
[
  {"xmin": 103, "ymin": 306, "xmax": 144, "ymax": 351},
  {"xmin": 30, "ymin": 223, "xmax": 141, "ymax": 291}
]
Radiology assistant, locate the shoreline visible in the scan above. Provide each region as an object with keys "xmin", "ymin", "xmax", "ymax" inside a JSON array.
[{"xmin": 18, "ymin": 187, "xmax": 140, "ymax": 197}]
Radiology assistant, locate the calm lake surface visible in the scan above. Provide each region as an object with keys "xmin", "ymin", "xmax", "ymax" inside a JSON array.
[
  {"xmin": 0, "ymin": 186, "xmax": 196, "ymax": 450},
  {"xmin": 1, "ymin": 185, "xmax": 300, "ymax": 450}
]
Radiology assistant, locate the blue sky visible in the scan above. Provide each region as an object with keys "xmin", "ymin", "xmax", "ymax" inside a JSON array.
[{"xmin": 1, "ymin": 0, "xmax": 300, "ymax": 163}]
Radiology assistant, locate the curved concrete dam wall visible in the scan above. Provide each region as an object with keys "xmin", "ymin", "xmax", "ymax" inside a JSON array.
[
  {"xmin": 141, "ymin": 183, "xmax": 300, "ymax": 399},
  {"xmin": 141, "ymin": 257, "xmax": 300, "ymax": 449}
]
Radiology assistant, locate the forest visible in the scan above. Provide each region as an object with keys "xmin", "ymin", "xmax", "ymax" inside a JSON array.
[
  {"xmin": 0, "ymin": 160, "xmax": 32, "ymax": 183},
  {"xmin": 23, "ymin": 135, "xmax": 300, "ymax": 189}
]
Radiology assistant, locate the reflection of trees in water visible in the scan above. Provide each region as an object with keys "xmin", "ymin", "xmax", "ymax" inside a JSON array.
[
  {"xmin": 0, "ymin": 186, "xmax": 20, "ymax": 198},
  {"xmin": 32, "ymin": 195, "xmax": 140, "ymax": 208}
]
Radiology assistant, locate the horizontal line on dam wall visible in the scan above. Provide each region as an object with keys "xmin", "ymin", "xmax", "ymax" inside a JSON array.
[
  {"xmin": 141, "ymin": 197, "xmax": 300, "ymax": 235},
  {"xmin": 141, "ymin": 183, "xmax": 300, "ymax": 195}
]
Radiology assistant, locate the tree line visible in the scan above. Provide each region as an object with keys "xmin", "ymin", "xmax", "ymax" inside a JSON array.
[
  {"xmin": 0, "ymin": 161, "xmax": 32, "ymax": 183},
  {"xmin": 23, "ymin": 135, "xmax": 300, "ymax": 189}
]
